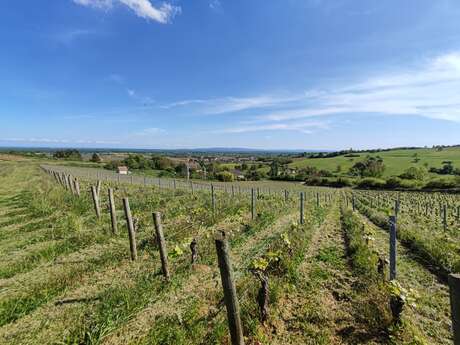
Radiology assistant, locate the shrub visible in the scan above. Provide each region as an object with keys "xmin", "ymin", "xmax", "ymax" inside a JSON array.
[
  {"xmin": 53, "ymin": 149, "xmax": 82, "ymax": 161},
  {"xmin": 216, "ymin": 171, "xmax": 234, "ymax": 182},
  {"xmin": 90, "ymin": 153, "xmax": 102, "ymax": 163},
  {"xmin": 399, "ymin": 167, "xmax": 426, "ymax": 180},
  {"xmin": 349, "ymin": 156, "xmax": 385, "ymax": 178},
  {"xmin": 385, "ymin": 177, "xmax": 402, "ymax": 189},
  {"xmin": 423, "ymin": 178, "xmax": 456, "ymax": 189},
  {"xmin": 357, "ymin": 178, "xmax": 386, "ymax": 189},
  {"xmin": 330, "ymin": 177, "xmax": 354, "ymax": 187}
]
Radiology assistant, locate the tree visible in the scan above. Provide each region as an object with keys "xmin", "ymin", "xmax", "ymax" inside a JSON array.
[
  {"xmin": 399, "ymin": 167, "xmax": 426, "ymax": 180},
  {"xmin": 151, "ymin": 156, "xmax": 174, "ymax": 170},
  {"xmin": 90, "ymin": 153, "xmax": 102, "ymax": 163},
  {"xmin": 269, "ymin": 160, "xmax": 279, "ymax": 178},
  {"xmin": 216, "ymin": 171, "xmax": 234, "ymax": 182},
  {"xmin": 53, "ymin": 149, "xmax": 82, "ymax": 160},
  {"xmin": 349, "ymin": 156, "xmax": 385, "ymax": 178},
  {"xmin": 123, "ymin": 154, "xmax": 152, "ymax": 170}
]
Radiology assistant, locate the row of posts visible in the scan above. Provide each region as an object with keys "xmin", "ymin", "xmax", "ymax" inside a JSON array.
[{"xmin": 350, "ymin": 193, "xmax": 460, "ymax": 344}]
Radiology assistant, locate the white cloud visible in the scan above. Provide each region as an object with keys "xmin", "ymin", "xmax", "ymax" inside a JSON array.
[
  {"xmin": 2, "ymin": 137, "xmax": 120, "ymax": 145},
  {"xmin": 127, "ymin": 89, "xmax": 136, "ymax": 97},
  {"xmin": 162, "ymin": 52, "xmax": 460, "ymax": 126},
  {"xmin": 209, "ymin": 0, "xmax": 222, "ymax": 10},
  {"xmin": 252, "ymin": 51, "xmax": 460, "ymax": 123},
  {"xmin": 219, "ymin": 120, "xmax": 330, "ymax": 134},
  {"xmin": 133, "ymin": 127, "xmax": 167, "ymax": 136},
  {"xmin": 73, "ymin": 0, "xmax": 180, "ymax": 24},
  {"xmin": 160, "ymin": 94, "xmax": 304, "ymax": 114}
]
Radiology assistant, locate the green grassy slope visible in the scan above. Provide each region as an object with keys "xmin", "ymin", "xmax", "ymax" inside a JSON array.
[{"xmin": 289, "ymin": 147, "xmax": 460, "ymax": 177}]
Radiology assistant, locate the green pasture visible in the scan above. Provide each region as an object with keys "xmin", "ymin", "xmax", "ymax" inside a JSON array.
[{"xmin": 289, "ymin": 147, "xmax": 460, "ymax": 177}]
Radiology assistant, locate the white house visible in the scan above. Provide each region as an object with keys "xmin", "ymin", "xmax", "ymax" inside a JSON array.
[{"xmin": 117, "ymin": 166, "xmax": 129, "ymax": 175}]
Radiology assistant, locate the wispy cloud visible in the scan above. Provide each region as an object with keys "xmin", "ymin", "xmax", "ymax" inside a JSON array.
[
  {"xmin": 73, "ymin": 0, "xmax": 181, "ymax": 23},
  {"xmin": 127, "ymin": 89, "xmax": 155, "ymax": 105},
  {"xmin": 209, "ymin": 0, "xmax": 222, "ymax": 11},
  {"xmin": 2, "ymin": 137, "xmax": 120, "ymax": 145},
  {"xmin": 52, "ymin": 29, "xmax": 96, "ymax": 45},
  {"xmin": 160, "ymin": 94, "xmax": 304, "ymax": 114},
  {"xmin": 107, "ymin": 73, "xmax": 124, "ymax": 83},
  {"xmin": 254, "ymin": 52, "xmax": 460, "ymax": 123},
  {"xmin": 219, "ymin": 120, "xmax": 330, "ymax": 134},
  {"xmin": 132, "ymin": 127, "xmax": 167, "ymax": 136}
]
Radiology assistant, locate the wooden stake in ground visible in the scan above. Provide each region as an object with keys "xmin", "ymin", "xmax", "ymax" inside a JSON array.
[
  {"xmin": 96, "ymin": 180, "xmax": 102, "ymax": 198},
  {"xmin": 215, "ymin": 232, "xmax": 245, "ymax": 345},
  {"xmin": 299, "ymin": 192, "xmax": 304, "ymax": 225},
  {"xmin": 389, "ymin": 215, "xmax": 397, "ymax": 280},
  {"xmin": 108, "ymin": 188, "xmax": 118, "ymax": 234},
  {"xmin": 251, "ymin": 188, "xmax": 256, "ymax": 220},
  {"xmin": 74, "ymin": 178, "xmax": 81, "ymax": 197},
  {"xmin": 153, "ymin": 212, "xmax": 170, "ymax": 280},
  {"xmin": 123, "ymin": 198, "xmax": 137, "ymax": 261},
  {"xmin": 211, "ymin": 185, "xmax": 216, "ymax": 212},
  {"xmin": 448, "ymin": 273, "xmax": 460, "ymax": 345},
  {"xmin": 190, "ymin": 238, "xmax": 198, "ymax": 264},
  {"xmin": 91, "ymin": 186, "xmax": 101, "ymax": 219}
]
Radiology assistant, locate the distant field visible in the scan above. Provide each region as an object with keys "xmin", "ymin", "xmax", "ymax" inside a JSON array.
[{"xmin": 289, "ymin": 147, "xmax": 460, "ymax": 177}]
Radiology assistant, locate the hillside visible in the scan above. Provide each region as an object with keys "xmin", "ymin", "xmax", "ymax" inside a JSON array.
[{"xmin": 289, "ymin": 147, "xmax": 460, "ymax": 178}]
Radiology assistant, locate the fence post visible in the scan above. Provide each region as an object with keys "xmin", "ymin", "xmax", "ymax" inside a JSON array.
[
  {"xmin": 123, "ymin": 198, "xmax": 137, "ymax": 261},
  {"xmin": 449, "ymin": 274, "xmax": 460, "ymax": 344},
  {"xmin": 284, "ymin": 190, "xmax": 288, "ymax": 202},
  {"xmin": 316, "ymin": 193, "xmax": 319, "ymax": 207},
  {"xmin": 96, "ymin": 180, "xmax": 102, "ymax": 198},
  {"xmin": 68, "ymin": 175, "xmax": 75, "ymax": 195},
  {"xmin": 352, "ymin": 196, "xmax": 355, "ymax": 211},
  {"xmin": 211, "ymin": 184, "xmax": 216, "ymax": 211},
  {"xmin": 443, "ymin": 205, "xmax": 448, "ymax": 230},
  {"xmin": 153, "ymin": 212, "xmax": 170, "ymax": 280},
  {"xmin": 389, "ymin": 215, "xmax": 397, "ymax": 280},
  {"xmin": 91, "ymin": 186, "xmax": 101, "ymax": 219},
  {"xmin": 108, "ymin": 188, "xmax": 118, "ymax": 234},
  {"xmin": 215, "ymin": 232, "xmax": 245, "ymax": 345},
  {"xmin": 251, "ymin": 188, "xmax": 256, "ymax": 220},
  {"xmin": 74, "ymin": 178, "xmax": 81, "ymax": 197},
  {"xmin": 300, "ymin": 192, "xmax": 304, "ymax": 225}
]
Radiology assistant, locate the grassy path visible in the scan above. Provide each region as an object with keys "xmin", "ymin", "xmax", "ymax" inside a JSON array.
[
  {"xmin": 268, "ymin": 204, "xmax": 390, "ymax": 344},
  {"xmin": 355, "ymin": 211, "xmax": 452, "ymax": 344}
]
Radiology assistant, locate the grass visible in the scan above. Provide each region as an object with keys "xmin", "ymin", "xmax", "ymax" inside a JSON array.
[
  {"xmin": 289, "ymin": 147, "xmax": 460, "ymax": 178},
  {"xmin": 0, "ymin": 159, "xmax": 456, "ymax": 345}
]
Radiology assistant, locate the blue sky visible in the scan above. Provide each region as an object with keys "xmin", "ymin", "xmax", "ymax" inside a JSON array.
[{"xmin": 1, "ymin": 0, "xmax": 460, "ymax": 150}]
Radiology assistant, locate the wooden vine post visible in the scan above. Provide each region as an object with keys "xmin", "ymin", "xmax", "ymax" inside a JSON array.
[
  {"xmin": 215, "ymin": 232, "xmax": 245, "ymax": 345},
  {"xmin": 448, "ymin": 274, "xmax": 460, "ymax": 345},
  {"xmin": 74, "ymin": 178, "xmax": 81, "ymax": 197},
  {"xmin": 91, "ymin": 186, "xmax": 101, "ymax": 219},
  {"xmin": 153, "ymin": 212, "xmax": 170, "ymax": 280},
  {"xmin": 108, "ymin": 188, "xmax": 118, "ymax": 234},
  {"xmin": 284, "ymin": 190, "xmax": 288, "ymax": 202},
  {"xmin": 211, "ymin": 185, "xmax": 216, "ymax": 212},
  {"xmin": 443, "ymin": 205, "xmax": 448, "ymax": 230},
  {"xmin": 251, "ymin": 188, "xmax": 256, "ymax": 220},
  {"xmin": 96, "ymin": 180, "xmax": 102, "ymax": 198},
  {"xmin": 389, "ymin": 215, "xmax": 397, "ymax": 280},
  {"xmin": 123, "ymin": 198, "xmax": 137, "ymax": 261},
  {"xmin": 299, "ymin": 192, "xmax": 304, "ymax": 225}
]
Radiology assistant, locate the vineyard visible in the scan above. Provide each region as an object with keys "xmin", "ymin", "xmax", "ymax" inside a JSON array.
[{"xmin": 0, "ymin": 160, "xmax": 459, "ymax": 344}]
